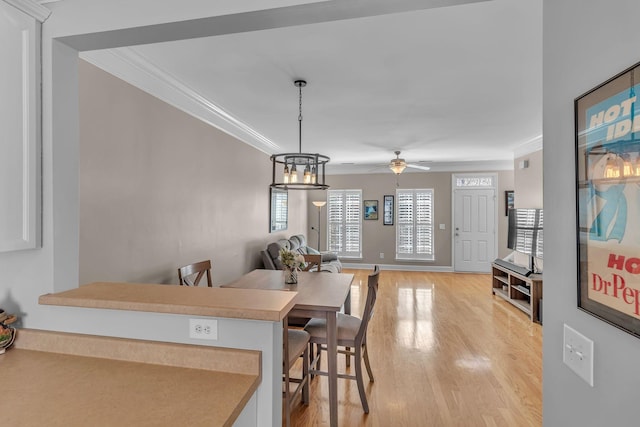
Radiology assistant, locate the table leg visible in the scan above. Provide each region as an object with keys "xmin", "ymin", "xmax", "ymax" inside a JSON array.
[
  {"xmin": 345, "ymin": 286, "xmax": 351, "ymax": 367},
  {"xmin": 344, "ymin": 287, "xmax": 351, "ymax": 316},
  {"xmin": 327, "ymin": 311, "xmax": 338, "ymax": 427}
]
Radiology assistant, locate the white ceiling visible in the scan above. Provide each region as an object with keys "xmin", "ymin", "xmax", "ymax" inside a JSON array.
[{"xmin": 81, "ymin": 0, "xmax": 541, "ymax": 174}]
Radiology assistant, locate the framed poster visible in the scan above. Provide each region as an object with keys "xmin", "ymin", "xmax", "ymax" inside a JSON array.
[
  {"xmin": 383, "ymin": 195, "xmax": 394, "ymax": 225},
  {"xmin": 269, "ymin": 188, "xmax": 288, "ymax": 232},
  {"xmin": 575, "ymin": 60, "xmax": 640, "ymax": 337},
  {"xmin": 505, "ymin": 190, "xmax": 514, "ymax": 216},
  {"xmin": 363, "ymin": 200, "xmax": 378, "ymax": 220}
]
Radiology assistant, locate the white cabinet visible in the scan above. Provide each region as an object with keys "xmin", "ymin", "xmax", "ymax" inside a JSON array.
[{"xmin": 0, "ymin": 0, "xmax": 44, "ymax": 252}]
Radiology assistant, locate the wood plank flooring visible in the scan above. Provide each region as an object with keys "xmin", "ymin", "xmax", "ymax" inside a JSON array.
[{"xmin": 288, "ymin": 269, "xmax": 542, "ymax": 426}]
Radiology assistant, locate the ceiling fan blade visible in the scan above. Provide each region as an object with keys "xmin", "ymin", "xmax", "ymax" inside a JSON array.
[{"xmin": 406, "ymin": 163, "xmax": 431, "ymax": 171}]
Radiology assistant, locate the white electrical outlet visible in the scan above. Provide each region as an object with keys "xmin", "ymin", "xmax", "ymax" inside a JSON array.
[
  {"xmin": 563, "ymin": 324, "xmax": 594, "ymax": 386},
  {"xmin": 189, "ymin": 318, "xmax": 218, "ymax": 340},
  {"xmin": 379, "ymin": 252, "xmax": 384, "ymax": 259}
]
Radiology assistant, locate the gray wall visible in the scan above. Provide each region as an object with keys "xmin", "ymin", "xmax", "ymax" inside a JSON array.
[
  {"xmin": 544, "ymin": 1, "xmax": 640, "ymax": 425},
  {"xmin": 307, "ymin": 170, "xmax": 514, "ymax": 267},
  {"xmin": 78, "ymin": 60, "xmax": 307, "ymax": 286},
  {"xmin": 512, "ymin": 149, "xmax": 543, "ymax": 269},
  {"xmin": 514, "ymin": 149, "xmax": 543, "ymax": 209}
]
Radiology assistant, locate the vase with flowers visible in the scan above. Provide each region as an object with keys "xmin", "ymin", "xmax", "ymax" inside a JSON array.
[{"xmin": 279, "ymin": 248, "xmax": 306, "ymax": 284}]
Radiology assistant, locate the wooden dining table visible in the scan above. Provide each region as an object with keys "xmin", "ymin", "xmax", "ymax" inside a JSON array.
[{"xmin": 222, "ymin": 269, "xmax": 354, "ymax": 427}]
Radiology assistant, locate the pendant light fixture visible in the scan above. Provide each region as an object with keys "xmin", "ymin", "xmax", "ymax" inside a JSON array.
[
  {"xmin": 599, "ymin": 70, "xmax": 639, "ymax": 180},
  {"xmin": 603, "ymin": 153, "xmax": 622, "ymax": 178},
  {"xmin": 270, "ymin": 80, "xmax": 330, "ymax": 190}
]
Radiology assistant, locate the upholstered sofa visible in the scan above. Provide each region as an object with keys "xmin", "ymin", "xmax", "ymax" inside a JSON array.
[{"xmin": 261, "ymin": 234, "xmax": 342, "ymax": 273}]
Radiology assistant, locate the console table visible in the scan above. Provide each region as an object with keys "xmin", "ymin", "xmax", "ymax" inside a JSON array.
[{"xmin": 491, "ymin": 262, "xmax": 543, "ymax": 324}]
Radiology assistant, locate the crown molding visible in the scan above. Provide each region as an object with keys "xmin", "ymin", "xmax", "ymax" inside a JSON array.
[
  {"xmin": 513, "ymin": 135, "xmax": 543, "ymax": 158},
  {"xmin": 79, "ymin": 48, "xmax": 280, "ymax": 155},
  {"xmin": 3, "ymin": 0, "xmax": 51, "ymax": 22}
]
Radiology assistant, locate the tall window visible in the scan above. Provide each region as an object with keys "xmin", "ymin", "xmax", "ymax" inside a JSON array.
[
  {"xmin": 396, "ymin": 189, "xmax": 434, "ymax": 260},
  {"xmin": 327, "ymin": 189, "xmax": 362, "ymax": 258}
]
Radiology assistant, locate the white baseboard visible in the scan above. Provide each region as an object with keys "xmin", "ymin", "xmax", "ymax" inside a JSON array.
[{"xmin": 341, "ymin": 263, "xmax": 454, "ymax": 272}]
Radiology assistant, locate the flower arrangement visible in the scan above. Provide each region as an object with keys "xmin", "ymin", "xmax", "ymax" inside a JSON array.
[
  {"xmin": 279, "ymin": 248, "xmax": 305, "ymax": 284},
  {"xmin": 279, "ymin": 248, "xmax": 306, "ymax": 270}
]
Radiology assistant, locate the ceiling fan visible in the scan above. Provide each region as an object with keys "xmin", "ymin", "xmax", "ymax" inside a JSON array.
[{"xmin": 389, "ymin": 150, "xmax": 431, "ymax": 175}]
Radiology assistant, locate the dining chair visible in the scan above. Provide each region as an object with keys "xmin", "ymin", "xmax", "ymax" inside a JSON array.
[
  {"xmin": 283, "ymin": 321, "xmax": 311, "ymax": 427},
  {"xmin": 301, "ymin": 254, "xmax": 322, "ymax": 272},
  {"xmin": 178, "ymin": 260, "xmax": 213, "ymax": 287},
  {"xmin": 304, "ymin": 265, "xmax": 380, "ymax": 413}
]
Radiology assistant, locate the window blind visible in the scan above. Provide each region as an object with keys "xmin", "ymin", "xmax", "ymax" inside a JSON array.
[
  {"xmin": 327, "ymin": 189, "xmax": 362, "ymax": 258},
  {"xmin": 396, "ymin": 189, "xmax": 434, "ymax": 260}
]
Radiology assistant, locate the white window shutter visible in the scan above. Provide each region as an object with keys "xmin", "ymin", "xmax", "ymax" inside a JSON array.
[
  {"xmin": 327, "ymin": 189, "xmax": 362, "ymax": 258},
  {"xmin": 396, "ymin": 191, "xmax": 414, "ymax": 257},
  {"xmin": 396, "ymin": 189, "xmax": 434, "ymax": 260}
]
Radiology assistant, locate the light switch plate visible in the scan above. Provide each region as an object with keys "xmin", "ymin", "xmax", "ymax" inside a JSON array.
[
  {"xmin": 563, "ymin": 324, "xmax": 594, "ymax": 386},
  {"xmin": 439, "ymin": 224, "xmax": 446, "ymax": 230}
]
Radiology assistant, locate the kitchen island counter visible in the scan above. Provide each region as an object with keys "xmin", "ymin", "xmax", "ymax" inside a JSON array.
[
  {"xmin": 39, "ymin": 281, "xmax": 296, "ymax": 322},
  {"xmin": 2, "ymin": 329, "xmax": 261, "ymax": 426}
]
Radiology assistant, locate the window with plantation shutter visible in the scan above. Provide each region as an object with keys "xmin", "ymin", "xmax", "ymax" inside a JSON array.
[
  {"xmin": 327, "ymin": 189, "xmax": 362, "ymax": 258},
  {"xmin": 396, "ymin": 189, "xmax": 434, "ymax": 260}
]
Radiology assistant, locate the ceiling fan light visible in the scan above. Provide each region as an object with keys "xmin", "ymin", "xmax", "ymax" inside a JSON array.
[
  {"xmin": 389, "ymin": 159, "xmax": 407, "ymax": 175},
  {"xmin": 389, "ymin": 150, "xmax": 408, "ymax": 175}
]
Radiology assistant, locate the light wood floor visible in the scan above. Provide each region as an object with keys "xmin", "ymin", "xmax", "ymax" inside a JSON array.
[{"xmin": 288, "ymin": 269, "xmax": 542, "ymax": 427}]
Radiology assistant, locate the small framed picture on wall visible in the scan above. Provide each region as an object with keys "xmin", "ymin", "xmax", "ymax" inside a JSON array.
[
  {"xmin": 363, "ymin": 200, "xmax": 378, "ymax": 220},
  {"xmin": 505, "ymin": 190, "xmax": 514, "ymax": 216},
  {"xmin": 383, "ymin": 195, "xmax": 394, "ymax": 225}
]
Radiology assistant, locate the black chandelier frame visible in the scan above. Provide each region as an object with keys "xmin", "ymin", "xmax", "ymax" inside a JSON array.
[{"xmin": 270, "ymin": 79, "xmax": 330, "ymax": 191}]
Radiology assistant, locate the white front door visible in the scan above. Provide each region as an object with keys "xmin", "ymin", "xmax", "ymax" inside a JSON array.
[{"xmin": 453, "ymin": 188, "xmax": 496, "ymax": 272}]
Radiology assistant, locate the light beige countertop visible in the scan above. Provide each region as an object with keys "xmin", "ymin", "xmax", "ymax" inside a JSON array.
[
  {"xmin": 1, "ymin": 329, "xmax": 261, "ymax": 426},
  {"xmin": 39, "ymin": 281, "xmax": 297, "ymax": 322}
]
